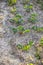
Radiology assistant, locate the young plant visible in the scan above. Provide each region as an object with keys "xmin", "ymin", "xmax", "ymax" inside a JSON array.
[
  {"xmin": 40, "ymin": 37, "xmax": 43, "ymax": 46},
  {"xmin": 28, "ymin": 13, "xmax": 38, "ymax": 23},
  {"xmin": 9, "ymin": 14, "xmax": 24, "ymax": 25},
  {"xmin": 17, "ymin": 44, "xmax": 23, "ymax": 49},
  {"xmin": 17, "ymin": 25, "xmax": 25, "ymax": 34},
  {"xmin": 11, "ymin": 27, "xmax": 17, "ymax": 34},
  {"xmin": 22, "ymin": 41, "xmax": 34, "ymax": 51},
  {"xmin": 17, "ymin": 41, "xmax": 34, "ymax": 51},
  {"xmin": 8, "ymin": 0, "xmax": 17, "ymax": 6},
  {"xmin": 27, "ymin": 63, "xmax": 34, "ymax": 65},
  {"xmin": 23, "ymin": 29, "xmax": 30, "ymax": 34},
  {"xmin": 32, "ymin": 26, "xmax": 43, "ymax": 32},
  {"xmin": 17, "ymin": 26, "xmax": 30, "ymax": 34},
  {"xmin": 10, "ymin": 6, "xmax": 17, "ymax": 13},
  {"xmin": 28, "ymin": 40, "xmax": 34, "ymax": 46},
  {"xmin": 17, "ymin": 44, "xmax": 30, "ymax": 51},
  {"xmin": 22, "ymin": 44, "xmax": 30, "ymax": 51},
  {"xmin": 35, "ymin": 52, "xmax": 41, "ymax": 59},
  {"xmin": 24, "ymin": 4, "xmax": 33, "ymax": 12}
]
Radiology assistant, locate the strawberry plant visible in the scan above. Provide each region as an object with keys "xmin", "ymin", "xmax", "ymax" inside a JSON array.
[{"xmin": 17, "ymin": 44, "xmax": 23, "ymax": 49}]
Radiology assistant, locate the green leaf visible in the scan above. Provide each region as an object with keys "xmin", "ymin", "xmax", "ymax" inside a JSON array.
[
  {"xmin": 17, "ymin": 44, "xmax": 23, "ymax": 49},
  {"xmin": 12, "ymin": 28, "xmax": 17, "ymax": 33},
  {"xmin": 29, "ymin": 41, "xmax": 34, "ymax": 46},
  {"xmin": 23, "ymin": 29, "xmax": 30, "ymax": 34},
  {"xmin": 10, "ymin": 7, "xmax": 17, "ymax": 13},
  {"xmin": 8, "ymin": 0, "xmax": 17, "ymax": 6},
  {"xmin": 22, "ymin": 45, "xmax": 30, "ymax": 51},
  {"xmin": 40, "ymin": 38, "xmax": 43, "ymax": 46},
  {"xmin": 35, "ymin": 52, "xmax": 41, "ymax": 59},
  {"xmin": 17, "ymin": 25, "xmax": 24, "ymax": 32}
]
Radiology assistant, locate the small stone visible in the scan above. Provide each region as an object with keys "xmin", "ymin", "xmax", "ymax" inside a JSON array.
[
  {"xmin": 0, "ymin": 15, "xmax": 4, "ymax": 20},
  {"xmin": 29, "ymin": 55, "xmax": 34, "ymax": 61}
]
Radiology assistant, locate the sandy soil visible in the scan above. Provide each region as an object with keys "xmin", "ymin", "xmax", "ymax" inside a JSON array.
[{"xmin": 0, "ymin": 0, "xmax": 43, "ymax": 65}]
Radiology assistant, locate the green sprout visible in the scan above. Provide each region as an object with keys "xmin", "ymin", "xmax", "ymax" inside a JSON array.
[
  {"xmin": 9, "ymin": 18, "xmax": 15, "ymax": 23},
  {"xmin": 17, "ymin": 25, "xmax": 30, "ymax": 34},
  {"xmin": 28, "ymin": 13, "xmax": 38, "ymax": 23},
  {"xmin": 9, "ymin": 14, "xmax": 24, "ymax": 24},
  {"xmin": 24, "ymin": 4, "xmax": 33, "ymax": 12},
  {"xmin": 22, "ymin": 45, "xmax": 30, "ymax": 51},
  {"xmin": 40, "ymin": 38, "xmax": 43, "ymax": 46},
  {"xmin": 23, "ymin": 29, "xmax": 30, "ymax": 34},
  {"xmin": 17, "ymin": 25, "xmax": 25, "ymax": 34},
  {"xmin": 27, "ymin": 63, "xmax": 34, "ymax": 65},
  {"xmin": 28, "ymin": 40, "xmax": 34, "ymax": 46},
  {"xmin": 32, "ymin": 26, "xmax": 43, "ymax": 32},
  {"xmin": 11, "ymin": 27, "xmax": 17, "ymax": 34},
  {"xmin": 8, "ymin": 0, "xmax": 17, "ymax": 6},
  {"xmin": 35, "ymin": 52, "xmax": 41, "ymax": 59},
  {"xmin": 10, "ymin": 6, "xmax": 17, "ymax": 13},
  {"xmin": 17, "ymin": 41, "xmax": 34, "ymax": 51},
  {"xmin": 22, "ymin": 41, "xmax": 34, "ymax": 51},
  {"xmin": 17, "ymin": 44, "xmax": 23, "ymax": 49}
]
